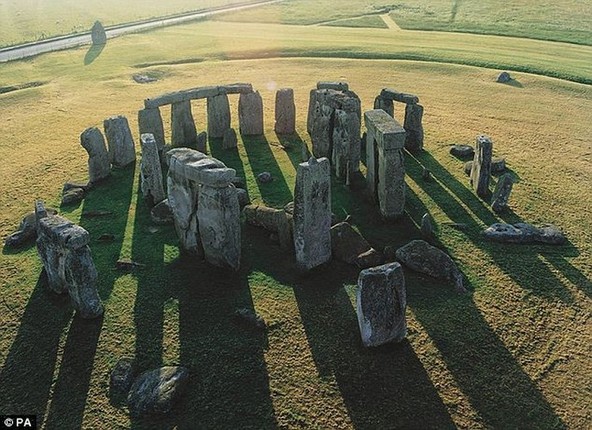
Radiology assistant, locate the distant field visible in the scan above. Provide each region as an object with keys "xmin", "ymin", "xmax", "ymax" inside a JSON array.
[
  {"xmin": 321, "ymin": 15, "xmax": 388, "ymax": 30},
  {"xmin": 216, "ymin": 0, "xmax": 592, "ymax": 45},
  {"xmin": 0, "ymin": 0, "xmax": 250, "ymax": 47}
]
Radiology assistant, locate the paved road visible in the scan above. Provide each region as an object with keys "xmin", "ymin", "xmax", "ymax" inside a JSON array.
[{"xmin": 0, "ymin": 0, "xmax": 282, "ymax": 63}]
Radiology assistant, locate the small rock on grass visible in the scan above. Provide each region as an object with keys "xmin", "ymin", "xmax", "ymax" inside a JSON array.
[{"xmin": 127, "ymin": 366, "xmax": 189, "ymax": 417}]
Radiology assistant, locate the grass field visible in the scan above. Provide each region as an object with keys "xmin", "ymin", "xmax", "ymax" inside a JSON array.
[{"xmin": 0, "ymin": 8, "xmax": 591, "ymax": 430}]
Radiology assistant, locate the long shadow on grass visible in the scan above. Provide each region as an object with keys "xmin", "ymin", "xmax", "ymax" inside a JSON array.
[
  {"xmin": 208, "ymin": 137, "xmax": 251, "ymax": 203},
  {"xmin": 276, "ymin": 132, "xmax": 309, "ymax": 171}
]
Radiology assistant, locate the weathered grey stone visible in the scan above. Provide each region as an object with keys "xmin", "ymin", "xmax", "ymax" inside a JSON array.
[
  {"xmin": 491, "ymin": 173, "xmax": 514, "ymax": 213},
  {"xmin": 140, "ymin": 133, "xmax": 166, "ymax": 205},
  {"xmin": 150, "ymin": 199, "xmax": 174, "ymax": 225},
  {"xmin": 197, "ymin": 184, "xmax": 241, "ymax": 270},
  {"xmin": 91, "ymin": 21, "xmax": 106, "ymax": 45},
  {"xmin": 244, "ymin": 204, "xmax": 292, "ymax": 251},
  {"xmin": 357, "ymin": 262, "xmax": 407, "ymax": 347},
  {"xmin": 380, "ymin": 88, "xmax": 419, "ymax": 104},
  {"xmin": 223, "ymin": 128, "xmax": 238, "ymax": 150},
  {"xmin": 4, "ymin": 206, "xmax": 57, "ymax": 248},
  {"xmin": 236, "ymin": 188, "xmax": 250, "ymax": 208},
  {"xmin": 274, "ymin": 88, "xmax": 296, "ymax": 134},
  {"xmin": 257, "ymin": 171, "xmax": 272, "ymax": 183},
  {"xmin": 133, "ymin": 74, "xmax": 157, "ymax": 84},
  {"xmin": 317, "ymin": 81, "xmax": 349, "ymax": 91},
  {"xmin": 138, "ymin": 107, "xmax": 165, "ymax": 152},
  {"xmin": 104, "ymin": 115, "xmax": 136, "ymax": 167},
  {"xmin": 421, "ymin": 213, "xmax": 434, "ymax": 240},
  {"xmin": 310, "ymin": 98, "xmax": 333, "ymax": 158},
  {"xmin": 482, "ymin": 223, "xmax": 566, "ymax": 245},
  {"xmin": 331, "ymin": 222, "xmax": 383, "ymax": 269},
  {"xmin": 238, "ymin": 91, "xmax": 264, "ymax": 136},
  {"xmin": 373, "ymin": 95, "xmax": 394, "ymax": 117},
  {"xmin": 364, "ymin": 109, "xmax": 406, "ymax": 219},
  {"xmin": 127, "ymin": 366, "xmax": 189, "ymax": 418},
  {"xmin": 196, "ymin": 131, "xmax": 208, "ymax": 154},
  {"xmin": 219, "ymin": 83, "xmax": 254, "ymax": 95},
  {"xmin": 207, "ymin": 94, "xmax": 231, "ymax": 138},
  {"xmin": 293, "ymin": 157, "xmax": 332, "ymax": 270},
  {"xmin": 144, "ymin": 84, "xmax": 253, "ymax": 109},
  {"xmin": 171, "ymin": 100, "xmax": 197, "ymax": 148},
  {"xmin": 403, "ymin": 103, "xmax": 424, "ymax": 152},
  {"xmin": 332, "ymin": 108, "xmax": 361, "ymax": 179},
  {"xmin": 450, "ymin": 144, "xmax": 474, "ymax": 158},
  {"xmin": 61, "ymin": 187, "xmax": 86, "ymax": 206},
  {"xmin": 497, "ymin": 72, "xmax": 512, "ymax": 83},
  {"xmin": 110, "ymin": 358, "xmax": 135, "ymax": 397},
  {"xmin": 464, "ymin": 158, "xmax": 506, "ymax": 175},
  {"xmin": 36, "ymin": 212, "xmax": 104, "ymax": 317},
  {"xmin": 395, "ymin": 240, "xmax": 466, "ymax": 293},
  {"xmin": 80, "ymin": 127, "xmax": 110, "ymax": 184},
  {"xmin": 470, "ymin": 135, "xmax": 493, "ymax": 198}
]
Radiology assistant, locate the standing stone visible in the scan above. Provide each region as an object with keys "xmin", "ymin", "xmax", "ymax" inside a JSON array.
[
  {"xmin": 332, "ymin": 108, "xmax": 361, "ymax": 179},
  {"xmin": 357, "ymin": 262, "xmax": 407, "ymax": 347},
  {"xmin": 373, "ymin": 95, "xmax": 394, "ymax": 117},
  {"xmin": 421, "ymin": 213, "xmax": 434, "ymax": 240},
  {"xmin": 403, "ymin": 103, "xmax": 424, "ymax": 152},
  {"xmin": 364, "ymin": 109, "xmax": 406, "ymax": 219},
  {"xmin": 196, "ymin": 131, "xmax": 208, "ymax": 154},
  {"xmin": 171, "ymin": 101, "xmax": 197, "ymax": 148},
  {"xmin": 491, "ymin": 173, "xmax": 514, "ymax": 213},
  {"xmin": 470, "ymin": 135, "xmax": 493, "ymax": 198},
  {"xmin": 293, "ymin": 157, "xmax": 332, "ymax": 271},
  {"xmin": 138, "ymin": 107, "xmax": 165, "ymax": 152},
  {"xmin": 36, "ymin": 209, "xmax": 103, "ymax": 318},
  {"xmin": 207, "ymin": 94, "xmax": 231, "ymax": 138},
  {"xmin": 239, "ymin": 91, "xmax": 264, "ymax": 136},
  {"xmin": 274, "ymin": 88, "xmax": 296, "ymax": 134},
  {"xmin": 104, "ymin": 115, "xmax": 136, "ymax": 167},
  {"xmin": 140, "ymin": 134, "xmax": 166, "ymax": 206},
  {"xmin": 80, "ymin": 127, "xmax": 110, "ymax": 184},
  {"xmin": 310, "ymin": 99, "xmax": 333, "ymax": 158},
  {"xmin": 222, "ymin": 128, "xmax": 238, "ymax": 150}
]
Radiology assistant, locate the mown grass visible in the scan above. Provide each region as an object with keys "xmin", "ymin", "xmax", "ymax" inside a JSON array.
[
  {"xmin": 320, "ymin": 15, "xmax": 388, "ymax": 30},
  {"xmin": 0, "ymin": 17, "xmax": 590, "ymax": 426},
  {"xmin": 215, "ymin": 0, "xmax": 592, "ymax": 45},
  {"xmin": 0, "ymin": 0, "xmax": 251, "ymax": 47}
]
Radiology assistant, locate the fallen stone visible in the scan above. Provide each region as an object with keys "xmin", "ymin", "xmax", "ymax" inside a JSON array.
[
  {"xmin": 63, "ymin": 182, "xmax": 91, "ymax": 192},
  {"xmin": 257, "ymin": 172, "xmax": 272, "ymax": 183},
  {"xmin": 81, "ymin": 210, "xmax": 113, "ymax": 218},
  {"xmin": 233, "ymin": 308, "xmax": 267, "ymax": 331},
  {"xmin": 61, "ymin": 187, "xmax": 86, "ymax": 206},
  {"xmin": 127, "ymin": 366, "xmax": 189, "ymax": 418},
  {"xmin": 223, "ymin": 128, "xmax": 238, "ymax": 150},
  {"xmin": 81, "ymin": 127, "xmax": 110, "ymax": 184},
  {"xmin": 464, "ymin": 158, "xmax": 506, "ymax": 175},
  {"xmin": 497, "ymin": 72, "xmax": 512, "ymax": 83},
  {"xmin": 482, "ymin": 223, "xmax": 566, "ymax": 245},
  {"xmin": 97, "ymin": 233, "xmax": 115, "ymax": 243},
  {"xmin": 116, "ymin": 259, "xmax": 146, "ymax": 270},
  {"xmin": 4, "ymin": 207, "xmax": 58, "ymax": 248},
  {"xmin": 133, "ymin": 74, "xmax": 157, "ymax": 84},
  {"xmin": 104, "ymin": 115, "xmax": 136, "ymax": 167},
  {"xmin": 356, "ymin": 249, "xmax": 385, "ymax": 269},
  {"xmin": 357, "ymin": 262, "xmax": 407, "ymax": 347},
  {"xmin": 243, "ymin": 204, "xmax": 292, "ymax": 251},
  {"xmin": 491, "ymin": 173, "xmax": 514, "ymax": 213},
  {"xmin": 450, "ymin": 144, "xmax": 474, "ymax": 158},
  {"xmin": 396, "ymin": 240, "xmax": 466, "ymax": 293},
  {"xmin": 110, "ymin": 358, "xmax": 135, "ymax": 397},
  {"xmin": 151, "ymin": 199, "xmax": 174, "ymax": 225},
  {"xmin": 274, "ymin": 88, "xmax": 296, "ymax": 134},
  {"xmin": 330, "ymin": 222, "xmax": 383, "ymax": 268}
]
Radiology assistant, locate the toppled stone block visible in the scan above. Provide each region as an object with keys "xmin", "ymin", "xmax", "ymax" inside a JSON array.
[
  {"xmin": 127, "ymin": 366, "xmax": 189, "ymax": 418},
  {"xmin": 470, "ymin": 135, "xmax": 493, "ymax": 198},
  {"xmin": 4, "ymin": 206, "xmax": 58, "ymax": 248},
  {"xmin": 103, "ymin": 115, "xmax": 136, "ymax": 167},
  {"xmin": 138, "ymin": 107, "xmax": 165, "ymax": 152},
  {"xmin": 80, "ymin": 127, "xmax": 110, "ymax": 184},
  {"xmin": 238, "ymin": 91, "xmax": 264, "ymax": 136},
  {"xmin": 36, "ymin": 208, "xmax": 104, "ymax": 318},
  {"xmin": 450, "ymin": 144, "xmax": 474, "ymax": 159},
  {"xmin": 497, "ymin": 72, "xmax": 512, "ymax": 83},
  {"xmin": 275, "ymin": 88, "xmax": 296, "ymax": 134},
  {"xmin": 171, "ymin": 100, "xmax": 198, "ymax": 148},
  {"xmin": 140, "ymin": 133, "xmax": 166, "ymax": 206},
  {"xmin": 396, "ymin": 240, "xmax": 465, "ymax": 293},
  {"xmin": 482, "ymin": 223, "xmax": 566, "ymax": 245},
  {"xmin": 331, "ymin": 222, "xmax": 383, "ymax": 269},
  {"xmin": 357, "ymin": 262, "xmax": 407, "ymax": 347},
  {"xmin": 243, "ymin": 204, "xmax": 292, "ymax": 251},
  {"xmin": 207, "ymin": 93, "xmax": 231, "ymax": 138},
  {"xmin": 61, "ymin": 187, "xmax": 86, "ymax": 206},
  {"xmin": 491, "ymin": 173, "xmax": 514, "ymax": 213},
  {"xmin": 110, "ymin": 358, "xmax": 135, "ymax": 398}
]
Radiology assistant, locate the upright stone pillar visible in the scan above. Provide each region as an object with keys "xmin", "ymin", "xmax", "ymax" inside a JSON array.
[
  {"xmin": 138, "ymin": 107, "xmax": 165, "ymax": 152},
  {"xmin": 140, "ymin": 134, "xmax": 166, "ymax": 206},
  {"xmin": 238, "ymin": 91, "xmax": 264, "ymax": 135},
  {"xmin": 274, "ymin": 88, "xmax": 296, "ymax": 134},
  {"xmin": 332, "ymin": 108, "xmax": 361, "ymax": 179},
  {"xmin": 357, "ymin": 262, "xmax": 407, "ymax": 347},
  {"xmin": 80, "ymin": 127, "xmax": 110, "ymax": 184},
  {"xmin": 403, "ymin": 103, "xmax": 424, "ymax": 152},
  {"xmin": 103, "ymin": 115, "xmax": 136, "ymax": 167},
  {"xmin": 293, "ymin": 157, "xmax": 331, "ymax": 271},
  {"xmin": 374, "ymin": 95, "xmax": 394, "ymax": 117},
  {"xmin": 364, "ymin": 109, "xmax": 406, "ymax": 219},
  {"xmin": 207, "ymin": 94, "xmax": 231, "ymax": 138},
  {"xmin": 171, "ymin": 100, "xmax": 197, "ymax": 148},
  {"xmin": 470, "ymin": 134, "xmax": 493, "ymax": 198}
]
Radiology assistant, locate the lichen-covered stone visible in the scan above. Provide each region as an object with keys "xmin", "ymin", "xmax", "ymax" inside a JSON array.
[
  {"xmin": 357, "ymin": 262, "xmax": 407, "ymax": 347},
  {"xmin": 332, "ymin": 108, "xmax": 361, "ymax": 179},
  {"xmin": 450, "ymin": 144, "xmax": 474, "ymax": 158},
  {"xmin": 243, "ymin": 204, "xmax": 292, "ymax": 251},
  {"xmin": 127, "ymin": 366, "xmax": 189, "ymax": 418},
  {"xmin": 470, "ymin": 135, "xmax": 493, "ymax": 198},
  {"xmin": 331, "ymin": 222, "xmax": 383, "ymax": 268},
  {"xmin": 138, "ymin": 107, "xmax": 165, "ymax": 152},
  {"xmin": 373, "ymin": 95, "xmax": 394, "ymax": 117},
  {"xmin": 103, "ymin": 115, "xmax": 136, "ymax": 167},
  {"xmin": 482, "ymin": 223, "xmax": 566, "ymax": 245},
  {"xmin": 4, "ymin": 206, "xmax": 57, "ymax": 248},
  {"xmin": 171, "ymin": 100, "xmax": 197, "ymax": 148},
  {"xmin": 238, "ymin": 91, "xmax": 264, "ymax": 136},
  {"xmin": 207, "ymin": 94, "xmax": 231, "ymax": 138},
  {"xmin": 403, "ymin": 103, "xmax": 424, "ymax": 152},
  {"xmin": 293, "ymin": 157, "xmax": 331, "ymax": 270},
  {"xmin": 274, "ymin": 88, "xmax": 296, "ymax": 134},
  {"xmin": 491, "ymin": 173, "xmax": 514, "ymax": 213},
  {"xmin": 140, "ymin": 133, "xmax": 166, "ymax": 205},
  {"xmin": 80, "ymin": 127, "xmax": 110, "ymax": 184}
]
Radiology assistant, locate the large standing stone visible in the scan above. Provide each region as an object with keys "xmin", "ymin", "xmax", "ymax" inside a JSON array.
[
  {"xmin": 293, "ymin": 157, "xmax": 332, "ymax": 270},
  {"xmin": 36, "ymin": 207, "xmax": 104, "ymax": 318},
  {"xmin": 238, "ymin": 91, "xmax": 264, "ymax": 135},
  {"xmin": 138, "ymin": 107, "xmax": 165, "ymax": 152},
  {"xmin": 364, "ymin": 109, "xmax": 406, "ymax": 219},
  {"xmin": 332, "ymin": 108, "xmax": 361, "ymax": 179},
  {"xmin": 357, "ymin": 262, "xmax": 407, "ymax": 347},
  {"xmin": 373, "ymin": 95, "xmax": 394, "ymax": 117},
  {"xmin": 104, "ymin": 115, "xmax": 136, "ymax": 167},
  {"xmin": 127, "ymin": 366, "xmax": 189, "ymax": 418},
  {"xmin": 171, "ymin": 100, "xmax": 197, "ymax": 148},
  {"xmin": 491, "ymin": 173, "xmax": 514, "ymax": 213},
  {"xmin": 222, "ymin": 128, "xmax": 238, "ymax": 150},
  {"xmin": 309, "ymin": 96, "xmax": 333, "ymax": 158},
  {"xmin": 275, "ymin": 88, "xmax": 296, "ymax": 134},
  {"xmin": 470, "ymin": 135, "xmax": 493, "ymax": 198},
  {"xmin": 395, "ymin": 240, "xmax": 465, "ymax": 293},
  {"xmin": 80, "ymin": 127, "xmax": 110, "ymax": 184},
  {"xmin": 140, "ymin": 133, "xmax": 166, "ymax": 205},
  {"xmin": 403, "ymin": 103, "xmax": 424, "ymax": 152},
  {"xmin": 207, "ymin": 93, "xmax": 231, "ymax": 138}
]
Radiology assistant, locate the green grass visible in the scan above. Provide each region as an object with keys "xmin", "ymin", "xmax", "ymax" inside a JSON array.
[
  {"xmin": 0, "ymin": 14, "xmax": 591, "ymax": 430},
  {"xmin": 321, "ymin": 15, "xmax": 388, "ymax": 30}
]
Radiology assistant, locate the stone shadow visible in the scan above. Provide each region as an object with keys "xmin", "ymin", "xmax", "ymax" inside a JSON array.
[
  {"xmin": 208, "ymin": 136, "xmax": 251, "ymax": 203},
  {"xmin": 275, "ymin": 131, "xmax": 308, "ymax": 171},
  {"xmin": 84, "ymin": 43, "xmax": 105, "ymax": 65}
]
